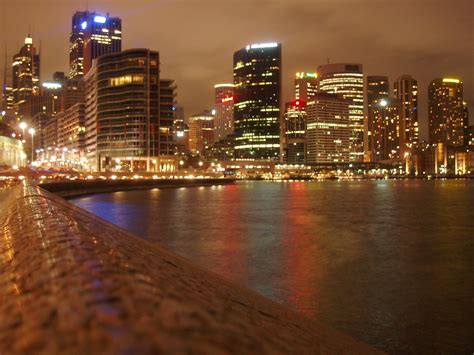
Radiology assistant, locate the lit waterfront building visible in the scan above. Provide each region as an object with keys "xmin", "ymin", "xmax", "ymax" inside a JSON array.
[
  {"xmin": 429, "ymin": 78, "xmax": 465, "ymax": 147},
  {"xmin": 393, "ymin": 75, "xmax": 419, "ymax": 153},
  {"xmin": 0, "ymin": 136, "xmax": 27, "ymax": 167},
  {"xmin": 84, "ymin": 49, "xmax": 176, "ymax": 172},
  {"xmin": 366, "ymin": 75, "xmax": 389, "ymax": 159},
  {"xmin": 283, "ymin": 100, "xmax": 307, "ymax": 164},
  {"xmin": 57, "ymin": 103, "xmax": 86, "ymax": 158},
  {"xmin": 295, "ymin": 72, "xmax": 318, "ymax": 102},
  {"xmin": 12, "ymin": 35, "xmax": 40, "ymax": 110},
  {"xmin": 306, "ymin": 93, "xmax": 351, "ymax": 164},
  {"xmin": 69, "ymin": 11, "xmax": 122, "ymax": 78},
  {"xmin": 188, "ymin": 110, "xmax": 214, "ymax": 154},
  {"xmin": 214, "ymin": 84, "xmax": 234, "ymax": 142},
  {"xmin": 233, "ymin": 42, "xmax": 282, "ymax": 160},
  {"xmin": 370, "ymin": 99, "xmax": 401, "ymax": 161},
  {"xmin": 318, "ymin": 63, "xmax": 364, "ymax": 162}
]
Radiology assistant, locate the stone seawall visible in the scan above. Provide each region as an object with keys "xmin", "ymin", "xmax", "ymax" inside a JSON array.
[
  {"xmin": 38, "ymin": 178, "xmax": 236, "ymax": 198},
  {"xmin": 0, "ymin": 182, "xmax": 383, "ymax": 354}
]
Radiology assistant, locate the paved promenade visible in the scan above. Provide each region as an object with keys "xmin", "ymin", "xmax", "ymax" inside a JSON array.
[{"xmin": 0, "ymin": 181, "xmax": 383, "ymax": 354}]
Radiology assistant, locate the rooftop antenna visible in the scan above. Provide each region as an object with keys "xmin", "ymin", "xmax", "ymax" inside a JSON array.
[
  {"xmin": 86, "ymin": 0, "xmax": 88, "ymax": 11},
  {"xmin": 327, "ymin": 57, "xmax": 330, "ymax": 64}
]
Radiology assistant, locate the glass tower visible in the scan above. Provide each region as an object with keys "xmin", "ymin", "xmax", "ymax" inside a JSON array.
[{"xmin": 233, "ymin": 43, "xmax": 281, "ymax": 160}]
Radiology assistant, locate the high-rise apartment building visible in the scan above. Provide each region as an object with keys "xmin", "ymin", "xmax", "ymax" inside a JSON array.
[
  {"xmin": 366, "ymin": 76, "xmax": 389, "ymax": 158},
  {"xmin": 295, "ymin": 72, "xmax": 318, "ymax": 102},
  {"xmin": 429, "ymin": 78, "xmax": 465, "ymax": 147},
  {"xmin": 393, "ymin": 75, "xmax": 418, "ymax": 152},
  {"xmin": 188, "ymin": 110, "xmax": 214, "ymax": 154},
  {"xmin": 12, "ymin": 36, "xmax": 40, "ymax": 110},
  {"xmin": 84, "ymin": 49, "xmax": 176, "ymax": 172},
  {"xmin": 370, "ymin": 99, "xmax": 401, "ymax": 161},
  {"xmin": 233, "ymin": 42, "xmax": 282, "ymax": 160},
  {"xmin": 306, "ymin": 93, "xmax": 351, "ymax": 164},
  {"xmin": 318, "ymin": 63, "xmax": 364, "ymax": 161},
  {"xmin": 69, "ymin": 11, "xmax": 122, "ymax": 78},
  {"xmin": 214, "ymin": 84, "xmax": 234, "ymax": 142},
  {"xmin": 283, "ymin": 100, "xmax": 307, "ymax": 164}
]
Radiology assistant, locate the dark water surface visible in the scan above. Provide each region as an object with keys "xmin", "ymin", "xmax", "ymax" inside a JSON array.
[{"xmin": 71, "ymin": 180, "xmax": 474, "ymax": 354}]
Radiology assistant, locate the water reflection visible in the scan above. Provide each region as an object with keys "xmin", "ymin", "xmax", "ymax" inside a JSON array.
[{"xmin": 71, "ymin": 180, "xmax": 474, "ymax": 354}]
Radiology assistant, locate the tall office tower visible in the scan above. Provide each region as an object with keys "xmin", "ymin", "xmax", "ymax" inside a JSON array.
[
  {"xmin": 233, "ymin": 42, "xmax": 282, "ymax": 160},
  {"xmin": 370, "ymin": 99, "xmax": 401, "ymax": 161},
  {"xmin": 53, "ymin": 71, "xmax": 66, "ymax": 84},
  {"xmin": 393, "ymin": 75, "xmax": 419, "ymax": 153},
  {"xmin": 283, "ymin": 100, "xmax": 307, "ymax": 164},
  {"xmin": 159, "ymin": 79, "xmax": 178, "ymax": 156},
  {"xmin": 12, "ymin": 35, "xmax": 40, "ymax": 110},
  {"xmin": 84, "ymin": 49, "xmax": 176, "ymax": 172},
  {"xmin": 429, "ymin": 78, "xmax": 465, "ymax": 147},
  {"xmin": 366, "ymin": 75, "xmax": 389, "ymax": 158},
  {"xmin": 318, "ymin": 63, "xmax": 364, "ymax": 162},
  {"xmin": 295, "ymin": 72, "xmax": 318, "ymax": 101},
  {"xmin": 306, "ymin": 93, "xmax": 351, "ymax": 164},
  {"xmin": 188, "ymin": 110, "xmax": 214, "ymax": 154},
  {"xmin": 462, "ymin": 101, "xmax": 469, "ymax": 147},
  {"xmin": 214, "ymin": 84, "xmax": 234, "ymax": 142},
  {"xmin": 69, "ymin": 11, "xmax": 122, "ymax": 78}
]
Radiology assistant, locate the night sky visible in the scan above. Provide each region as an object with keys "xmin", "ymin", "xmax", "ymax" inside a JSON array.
[{"xmin": 1, "ymin": 0, "xmax": 472, "ymax": 139}]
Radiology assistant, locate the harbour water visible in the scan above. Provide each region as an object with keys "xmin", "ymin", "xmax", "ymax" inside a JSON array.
[{"xmin": 71, "ymin": 180, "xmax": 474, "ymax": 354}]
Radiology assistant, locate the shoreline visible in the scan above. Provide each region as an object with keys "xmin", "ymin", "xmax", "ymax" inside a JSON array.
[{"xmin": 38, "ymin": 178, "xmax": 236, "ymax": 198}]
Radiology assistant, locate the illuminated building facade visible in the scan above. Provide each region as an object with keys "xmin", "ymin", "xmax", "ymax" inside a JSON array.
[
  {"xmin": 370, "ymin": 100, "xmax": 401, "ymax": 161},
  {"xmin": 84, "ymin": 49, "xmax": 176, "ymax": 172},
  {"xmin": 429, "ymin": 78, "xmax": 465, "ymax": 147},
  {"xmin": 233, "ymin": 42, "xmax": 281, "ymax": 160},
  {"xmin": 295, "ymin": 72, "xmax": 318, "ymax": 102},
  {"xmin": 188, "ymin": 110, "xmax": 214, "ymax": 154},
  {"xmin": 12, "ymin": 36, "xmax": 40, "ymax": 110},
  {"xmin": 214, "ymin": 84, "xmax": 234, "ymax": 142},
  {"xmin": 393, "ymin": 75, "xmax": 418, "ymax": 153},
  {"xmin": 318, "ymin": 63, "xmax": 364, "ymax": 162},
  {"xmin": 283, "ymin": 100, "xmax": 307, "ymax": 164},
  {"xmin": 366, "ymin": 75, "xmax": 389, "ymax": 158},
  {"xmin": 69, "ymin": 11, "xmax": 122, "ymax": 78},
  {"xmin": 57, "ymin": 103, "xmax": 86, "ymax": 156},
  {"xmin": 306, "ymin": 93, "xmax": 351, "ymax": 164}
]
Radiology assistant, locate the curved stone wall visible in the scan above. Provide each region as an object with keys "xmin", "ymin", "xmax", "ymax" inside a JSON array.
[{"xmin": 0, "ymin": 182, "xmax": 383, "ymax": 353}]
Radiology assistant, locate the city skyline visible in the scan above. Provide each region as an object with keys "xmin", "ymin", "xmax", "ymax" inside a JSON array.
[{"xmin": 0, "ymin": 0, "xmax": 472, "ymax": 141}]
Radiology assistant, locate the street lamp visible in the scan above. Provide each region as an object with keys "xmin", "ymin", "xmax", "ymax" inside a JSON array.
[
  {"xmin": 28, "ymin": 127, "xmax": 36, "ymax": 162},
  {"xmin": 19, "ymin": 121, "xmax": 27, "ymax": 141}
]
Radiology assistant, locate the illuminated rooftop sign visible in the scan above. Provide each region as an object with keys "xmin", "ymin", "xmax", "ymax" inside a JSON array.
[
  {"xmin": 296, "ymin": 72, "xmax": 318, "ymax": 79},
  {"xmin": 24, "ymin": 37, "xmax": 33, "ymax": 45},
  {"xmin": 442, "ymin": 78, "xmax": 460, "ymax": 84},
  {"xmin": 42, "ymin": 82, "xmax": 62, "ymax": 90},
  {"xmin": 246, "ymin": 43, "xmax": 278, "ymax": 50},
  {"xmin": 221, "ymin": 96, "xmax": 234, "ymax": 103},
  {"xmin": 94, "ymin": 15, "xmax": 107, "ymax": 23},
  {"xmin": 81, "ymin": 21, "xmax": 87, "ymax": 30}
]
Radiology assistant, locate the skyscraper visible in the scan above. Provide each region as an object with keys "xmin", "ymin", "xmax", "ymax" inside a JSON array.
[
  {"xmin": 429, "ymin": 78, "xmax": 465, "ymax": 147},
  {"xmin": 306, "ymin": 93, "xmax": 351, "ymax": 164},
  {"xmin": 69, "ymin": 11, "xmax": 122, "ymax": 78},
  {"xmin": 366, "ymin": 75, "xmax": 389, "ymax": 158},
  {"xmin": 370, "ymin": 99, "xmax": 401, "ymax": 161},
  {"xmin": 12, "ymin": 35, "xmax": 40, "ymax": 110},
  {"xmin": 318, "ymin": 63, "xmax": 364, "ymax": 162},
  {"xmin": 393, "ymin": 75, "xmax": 418, "ymax": 152},
  {"xmin": 295, "ymin": 72, "xmax": 318, "ymax": 102},
  {"xmin": 233, "ymin": 42, "xmax": 282, "ymax": 160},
  {"xmin": 283, "ymin": 100, "xmax": 307, "ymax": 164},
  {"xmin": 214, "ymin": 84, "xmax": 234, "ymax": 142},
  {"xmin": 84, "ymin": 49, "xmax": 176, "ymax": 172}
]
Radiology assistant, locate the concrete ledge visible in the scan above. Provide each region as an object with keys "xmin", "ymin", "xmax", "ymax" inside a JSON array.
[
  {"xmin": 38, "ymin": 178, "xmax": 236, "ymax": 198},
  {"xmin": 0, "ymin": 182, "xmax": 383, "ymax": 354}
]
